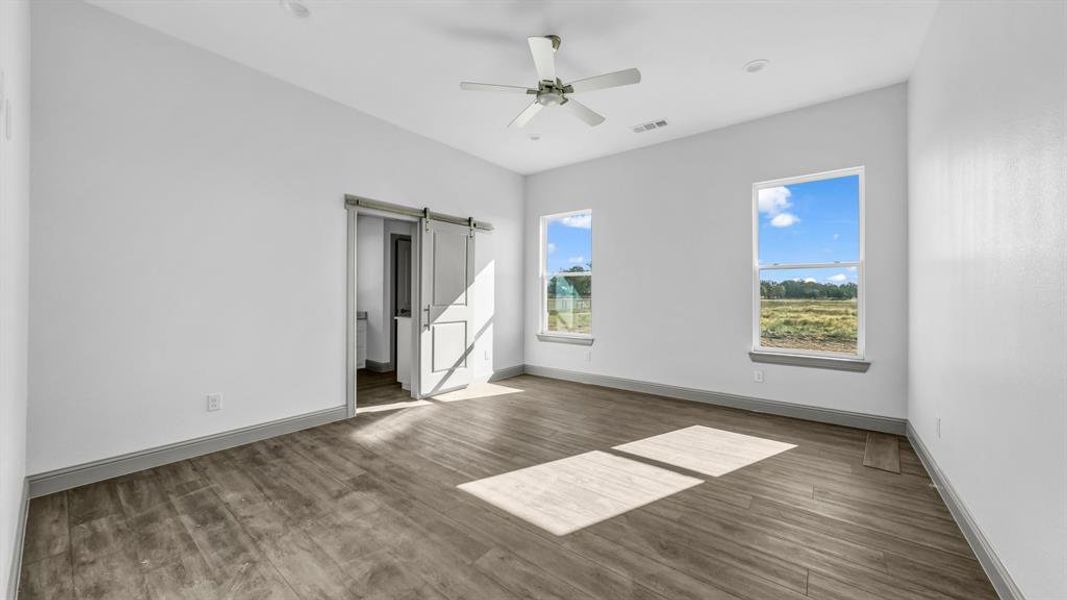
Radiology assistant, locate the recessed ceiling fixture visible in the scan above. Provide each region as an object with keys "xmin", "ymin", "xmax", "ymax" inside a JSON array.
[
  {"xmin": 279, "ymin": 0, "xmax": 310, "ymax": 19},
  {"xmin": 459, "ymin": 35, "xmax": 642, "ymax": 129},
  {"xmin": 744, "ymin": 59, "xmax": 770, "ymax": 73},
  {"xmin": 528, "ymin": 134, "xmax": 542, "ymax": 141}
]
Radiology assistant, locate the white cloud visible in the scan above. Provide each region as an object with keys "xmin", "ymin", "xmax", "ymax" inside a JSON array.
[
  {"xmin": 847, "ymin": 266, "xmax": 857, "ymax": 272},
  {"xmin": 832, "ymin": 233, "xmax": 840, "ymax": 240},
  {"xmin": 759, "ymin": 186, "xmax": 799, "ymax": 228},
  {"xmin": 567, "ymin": 255, "xmax": 586, "ymax": 264},
  {"xmin": 828, "ymin": 273, "xmax": 849, "ymax": 283},
  {"xmin": 758, "ymin": 187, "xmax": 791, "ymax": 215},
  {"xmin": 547, "ymin": 243, "xmax": 556, "ymax": 254},
  {"xmin": 802, "ymin": 277, "xmax": 817, "ymax": 283},
  {"xmin": 770, "ymin": 213, "xmax": 800, "ymax": 228},
  {"xmin": 559, "ymin": 213, "xmax": 592, "ymax": 229}
]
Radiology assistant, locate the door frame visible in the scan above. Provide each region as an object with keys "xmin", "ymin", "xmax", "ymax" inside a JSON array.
[
  {"xmin": 346, "ymin": 207, "xmax": 422, "ymax": 417},
  {"xmin": 345, "ymin": 195, "xmax": 493, "ymax": 417}
]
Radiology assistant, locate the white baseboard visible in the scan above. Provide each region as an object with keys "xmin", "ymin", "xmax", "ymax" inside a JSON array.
[
  {"xmin": 489, "ymin": 364, "xmax": 525, "ymax": 382},
  {"xmin": 907, "ymin": 424, "xmax": 1022, "ymax": 600},
  {"xmin": 522, "ymin": 364, "xmax": 906, "ymax": 435},
  {"xmin": 5, "ymin": 480, "xmax": 28, "ymax": 600},
  {"xmin": 27, "ymin": 405, "xmax": 348, "ymax": 498},
  {"xmin": 364, "ymin": 359, "xmax": 393, "ymax": 373}
]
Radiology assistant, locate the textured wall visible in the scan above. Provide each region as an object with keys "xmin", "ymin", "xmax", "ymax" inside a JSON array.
[{"xmin": 908, "ymin": 2, "xmax": 1066, "ymax": 596}]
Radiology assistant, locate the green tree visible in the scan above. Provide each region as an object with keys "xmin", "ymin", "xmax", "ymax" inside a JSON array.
[{"xmin": 762, "ymin": 277, "xmax": 856, "ymax": 300}]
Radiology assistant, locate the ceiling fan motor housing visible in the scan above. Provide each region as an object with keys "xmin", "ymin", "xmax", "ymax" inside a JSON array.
[{"xmin": 536, "ymin": 79, "xmax": 567, "ymax": 106}]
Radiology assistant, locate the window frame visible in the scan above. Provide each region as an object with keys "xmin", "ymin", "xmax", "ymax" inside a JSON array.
[
  {"xmin": 751, "ymin": 166, "xmax": 866, "ymax": 360},
  {"xmin": 539, "ymin": 209, "xmax": 594, "ymax": 342}
]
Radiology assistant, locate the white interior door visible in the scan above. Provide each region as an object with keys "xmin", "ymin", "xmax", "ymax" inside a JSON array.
[{"xmin": 419, "ymin": 219, "xmax": 475, "ymax": 397}]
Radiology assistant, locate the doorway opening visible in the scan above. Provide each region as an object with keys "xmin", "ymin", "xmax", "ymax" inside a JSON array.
[
  {"xmin": 346, "ymin": 195, "xmax": 492, "ymax": 417},
  {"xmin": 355, "ymin": 214, "xmax": 416, "ymax": 410}
]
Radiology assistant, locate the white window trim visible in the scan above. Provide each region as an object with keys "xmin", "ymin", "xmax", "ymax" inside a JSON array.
[
  {"xmin": 751, "ymin": 166, "xmax": 866, "ymax": 362},
  {"xmin": 539, "ymin": 209, "xmax": 594, "ymax": 343}
]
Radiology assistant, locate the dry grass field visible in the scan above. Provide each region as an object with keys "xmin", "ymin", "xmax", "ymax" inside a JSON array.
[
  {"xmin": 760, "ymin": 298, "xmax": 858, "ymax": 354},
  {"xmin": 545, "ymin": 297, "xmax": 856, "ymax": 351}
]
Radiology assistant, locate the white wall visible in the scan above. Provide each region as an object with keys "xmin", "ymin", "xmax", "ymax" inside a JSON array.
[
  {"xmin": 908, "ymin": 2, "xmax": 1066, "ymax": 597},
  {"xmin": 525, "ymin": 85, "xmax": 908, "ymax": 419},
  {"xmin": 29, "ymin": 0, "xmax": 524, "ymax": 475},
  {"xmin": 356, "ymin": 215, "xmax": 386, "ymax": 363},
  {"xmin": 0, "ymin": 0, "xmax": 30, "ymax": 595}
]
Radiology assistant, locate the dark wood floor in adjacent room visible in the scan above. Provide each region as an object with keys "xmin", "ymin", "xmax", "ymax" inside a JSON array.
[
  {"xmin": 354, "ymin": 368, "xmax": 409, "ymax": 409},
  {"xmin": 17, "ymin": 375, "xmax": 996, "ymax": 599}
]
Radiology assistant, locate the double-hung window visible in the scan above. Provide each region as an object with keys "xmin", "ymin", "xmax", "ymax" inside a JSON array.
[
  {"xmin": 540, "ymin": 210, "xmax": 593, "ymax": 342},
  {"xmin": 753, "ymin": 167, "xmax": 864, "ymax": 359}
]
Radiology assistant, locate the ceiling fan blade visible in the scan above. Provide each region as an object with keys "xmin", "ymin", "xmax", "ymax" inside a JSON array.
[
  {"xmin": 565, "ymin": 68, "xmax": 642, "ymax": 94},
  {"xmin": 460, "ymin": 82, "xmax": 535, "ymax": 94},
  {"xmin": 508, "ymin": 102, "xmax": 544, "ymax": 128},
  {"xmin": 527, "ymin": 36, "xmax": 557, "ymax": 82},
  {"xmin": 563, "ymin": 98, "xmax": 605, "ymax": 127}
]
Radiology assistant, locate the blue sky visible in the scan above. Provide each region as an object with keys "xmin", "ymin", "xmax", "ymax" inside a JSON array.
[
  {"xmin": 545, "ymin": 211, "xmax": 592, "ymax": 274},
  {"xmin": 758, "ymin": 174, "xmax": 859, "ymax": 285}
]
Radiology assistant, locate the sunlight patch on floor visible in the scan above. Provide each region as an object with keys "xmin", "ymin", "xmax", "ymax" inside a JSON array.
[
  {"xmin": 355, "ymin": 399, "xmax": 434, "ymax": 414},
  {"xmin": 613, "ymin": 425, "xmax": 796, "ymax": 477},
  {"xmin": 432, "ymin": 382, "xmax": 523, "ymax": 403},
  {"xmin": 458, "ymin": 450, "xmax": 702, "ymax": 536},
  {"xmin": 349, "ymin": 404, "xmax": 437, "ymax": 446}
]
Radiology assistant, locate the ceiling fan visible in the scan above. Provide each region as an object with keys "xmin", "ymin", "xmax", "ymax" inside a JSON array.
[{"xmin": 460, "ymin": 35, "xmax": 641, "ymax": 128}]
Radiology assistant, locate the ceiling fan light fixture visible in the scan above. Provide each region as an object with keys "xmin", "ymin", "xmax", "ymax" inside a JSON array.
[
  {"xmin": 459, "ymin": 34, "xmax": 641, "ymax": 129},
  {"xmin": 744, "ymin": 59, "xmax": 770, "ymax": 73},
  {"xmin": 536, "ymin": 92, "xmax": 564, "ymax": 107},
  {"xmin": 280, "ymin": 0, "xmax": 310, "ymax": 19}
]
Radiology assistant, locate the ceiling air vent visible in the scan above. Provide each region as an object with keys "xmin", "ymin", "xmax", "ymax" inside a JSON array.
[{"xmin": 631, "ymin": 119, "xmax": 668, "ymax": 133}]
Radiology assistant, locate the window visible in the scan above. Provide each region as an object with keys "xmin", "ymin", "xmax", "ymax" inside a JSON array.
[
  {"xmin": 753, "ymin": 167, "xmax": 864, "ymax": 358},
  {"xmin": 540, "ymin": 210, "xmax": 592, "ymax": 340}
]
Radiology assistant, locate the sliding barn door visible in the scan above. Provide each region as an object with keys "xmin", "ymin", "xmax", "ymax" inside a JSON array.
[{"xmin": 419, "ymin": 219, "xmax": 475, "ymax": 397}]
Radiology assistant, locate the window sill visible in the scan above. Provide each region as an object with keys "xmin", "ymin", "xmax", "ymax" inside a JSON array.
[
  {"xmin": 537, "ymin": 333, "xmax": 595, "ymax": 346},
  {"xmin": 749, "ymin": 351, "xmax": 870, "ymax": 372}
]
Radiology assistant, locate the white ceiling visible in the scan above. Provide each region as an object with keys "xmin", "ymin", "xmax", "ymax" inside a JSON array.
[{"xmin": 88, "ymin": 0, "xmax": 938, "ymax": 174}]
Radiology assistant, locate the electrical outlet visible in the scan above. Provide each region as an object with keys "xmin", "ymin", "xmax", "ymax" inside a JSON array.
[
  {"xmin": 484, "ymin": 349, "xmax": 490, "ymax": 361},
  {"xmin": 936, "ymin": 417, "xmax": 941, "ymax": 439},
  {"xmin": 206, "ymin": 393, "xmax": 223, "ymax": 412},
  {"xmin": 753, "ymin": 370, "xmax": 764, "ymax": 383},
  {"xmin": 584, "ymin": 350, "xmax": 592, "ymax": 362}
]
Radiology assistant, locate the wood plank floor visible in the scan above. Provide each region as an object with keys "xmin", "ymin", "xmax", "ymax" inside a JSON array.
[
  {"xmin": 18, "ymin": 375, "xmax": 996, "ymax": 600},
  {"xmin": 356, "ymin": 369, "xmax": 409, "ymax": 408}
]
